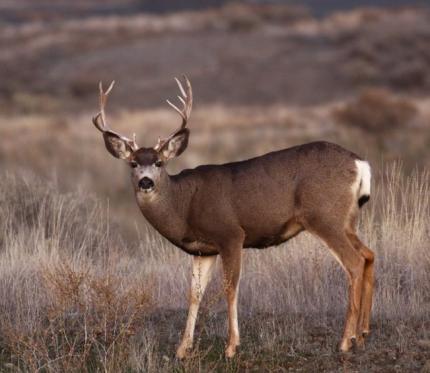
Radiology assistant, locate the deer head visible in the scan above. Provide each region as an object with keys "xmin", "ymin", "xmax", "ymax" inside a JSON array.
[{"xmin": 92, "ymin": 76, "xmax": 193, "ymax": 194}]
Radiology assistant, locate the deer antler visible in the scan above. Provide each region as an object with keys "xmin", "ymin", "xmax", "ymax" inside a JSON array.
[
  {"xmin": 154, "ymin": 76, "xmax": 193, "ymax": 151},
  {"xmin": 92, "ymin": 81, "xmax": 139, "ymax": 150}
]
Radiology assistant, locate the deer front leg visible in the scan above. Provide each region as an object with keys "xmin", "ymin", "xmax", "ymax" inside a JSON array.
[
  {"xmin": 220, "ymin": 242, "xmax": 243, "ymax": 358},
  {"xmin": 176, "ymin": 255, "xmax": 217, "ymax": 359}
]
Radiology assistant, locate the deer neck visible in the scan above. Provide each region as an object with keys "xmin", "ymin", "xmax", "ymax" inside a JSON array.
[{"xmin": 135, "ymin": 174, "xmax": 193, "ymax": 243}]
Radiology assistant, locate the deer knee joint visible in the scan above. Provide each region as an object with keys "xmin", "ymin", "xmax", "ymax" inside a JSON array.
[{"xmin": 361, "ymin": 248, "xmax": 375, "ymax": 263}]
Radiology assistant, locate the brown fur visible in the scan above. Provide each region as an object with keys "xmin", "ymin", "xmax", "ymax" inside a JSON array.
[
  {"xmin": 133, "ymin": 148, "xmax": 159, "ymax": 166},
  {"xmin": 141, "ymin": 142, "xmax": 359, "ymax": 254}
]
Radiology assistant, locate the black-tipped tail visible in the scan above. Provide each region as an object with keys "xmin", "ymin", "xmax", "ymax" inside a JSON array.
[{"xmin": 358, "ymin": 195, "xmax": 370, "ymax": 208}]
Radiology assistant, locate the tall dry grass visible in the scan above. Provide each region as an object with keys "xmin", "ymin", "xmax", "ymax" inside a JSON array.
[{"xmin": 0, "ymin": 164, "xmax": 429, "ymax": 371}]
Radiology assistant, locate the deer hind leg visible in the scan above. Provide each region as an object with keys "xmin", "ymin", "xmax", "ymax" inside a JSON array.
[
  {"xmin": 220, "ymin": 242, "xmax": 243, "ymax": 358},
  {"xmin": 308, "ymin": 223, "xmax": 365, "ymax": 352},
  {"xmin": 347, "ymin": 232, "xmax": 375, "ymax": 343},
  {"xmin": 176, "ymin": 255, "xmax": 217, "ymax": 359}
]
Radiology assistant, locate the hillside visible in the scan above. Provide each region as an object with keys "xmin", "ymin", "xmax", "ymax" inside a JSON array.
[{"xmin": 1, "ymin": 4, "xmax": 430, "ymax": 113}]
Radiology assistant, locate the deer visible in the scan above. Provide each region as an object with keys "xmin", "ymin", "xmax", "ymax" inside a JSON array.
[{"xmin": 91, "ymin": 76, "xmax": 374, "ymax": 358}]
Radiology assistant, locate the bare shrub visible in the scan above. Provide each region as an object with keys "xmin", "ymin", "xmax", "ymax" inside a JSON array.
[
  {"xmin": 3, "ymin": 263, "xmax": 150, "ymax": 372},
  {"xmin": 334, "ymin": 89, "xmax": 417, "ymax": 133}
]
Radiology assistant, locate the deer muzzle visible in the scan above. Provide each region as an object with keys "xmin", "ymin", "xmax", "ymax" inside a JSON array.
[{"xmin": 138, "ymin": 177, "xmax": 155, "ymax": 191}]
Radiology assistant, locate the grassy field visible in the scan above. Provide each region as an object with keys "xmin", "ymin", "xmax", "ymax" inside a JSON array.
[
  {"xmin": 1, "ymin": 2, "xmax": 430, "ymax": 371},
  {"xmin": 0, "ymin": 164, "xmax": 429, "ymax": 372}
]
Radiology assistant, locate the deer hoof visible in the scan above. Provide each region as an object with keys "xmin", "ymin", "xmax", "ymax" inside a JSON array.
[
  {"xmin": 339, "ymin": 337, "xmax": 353, "ymax": 352},
  {"xmin": 176, "ymin": 344, "xmax": 191, "ymax": 360},
  {"xmin": 225, "ymin": 344, "xmax": 238, "ymax": 358},
  {"xmin": 355, "ymin": 334, "xmax": 365, "ymax": 349}
]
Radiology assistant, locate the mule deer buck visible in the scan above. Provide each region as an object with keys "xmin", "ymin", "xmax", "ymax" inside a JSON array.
[{"xmin": 92, "ymin": 77, "xmax": 374, "ymax": 358}]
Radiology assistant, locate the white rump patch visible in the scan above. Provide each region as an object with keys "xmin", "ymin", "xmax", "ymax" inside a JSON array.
[{"xmin": 354, "ymin": 160, "xmax": 372, "ymax": 198}]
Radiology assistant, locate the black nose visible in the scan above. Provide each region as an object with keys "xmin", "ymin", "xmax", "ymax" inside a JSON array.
[{"xmin": 139, "ymin": 177, "xmax": 154, "ymax": 190}]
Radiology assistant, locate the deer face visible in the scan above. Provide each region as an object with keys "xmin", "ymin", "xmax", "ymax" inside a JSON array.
[
  {"xmin": 97, "ymin": 126, "xmax": 189, "ymax": 196},
  {"xmin": 127, "ymin": 131, "xmax": 189, "ymax": 194},
  {"xmin": 92, "ymin": 77, "xmax": 192, "ymax": 197},
  {"xmin": 129, "ymin": 148, "xmax": 163, "ymax": 193}
]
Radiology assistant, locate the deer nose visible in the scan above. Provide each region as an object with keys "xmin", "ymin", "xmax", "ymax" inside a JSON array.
[{"xmin": 138, "ymin": 177, "xmax": 154, "ymax": 190}]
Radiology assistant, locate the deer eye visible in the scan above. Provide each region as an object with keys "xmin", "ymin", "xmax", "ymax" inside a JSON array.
[
  {"xmin": 130, "ymin": 161, "xmax": 138, "ymax": 168},
  {"xmin": 154, "ymin": 160, "xmax": 163, "ymax": 168}
]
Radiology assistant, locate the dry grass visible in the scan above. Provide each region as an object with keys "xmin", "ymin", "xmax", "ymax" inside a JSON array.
[
  {"xmin": 0, "ymin": 164, "xmax": 429, "ymax": 371},
  {"xmin": 4, "ymin": 264, "xmax": 149, "ymax": 372}
]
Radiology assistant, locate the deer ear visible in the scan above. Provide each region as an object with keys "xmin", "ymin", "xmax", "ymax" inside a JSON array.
[
  {"xmin": 103, "ymin": 132, "xmax": 133, "ymax": 160},
  {"xmin": 159, "ymin": 128, "xmax": 189, "ymax": 161}
]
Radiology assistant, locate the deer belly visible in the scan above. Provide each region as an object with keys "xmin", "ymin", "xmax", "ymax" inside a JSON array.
[
  {"xmin": 179, "ymin": 239, "xmax": 219, "ymax": 256},
  {"xmin": 244, "ymin": 218, "xmax": 304, "ymax": 249}
]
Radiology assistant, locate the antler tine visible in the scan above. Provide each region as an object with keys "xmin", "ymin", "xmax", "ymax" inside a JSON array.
[
  {"xmin": 166, "ymin": 75, "xmax": 193, "ymax": 127},
  {"xmin": 179, "ymin": 75, "xmax": 193, "ymax": 120},
  {"xmin": 155, "ymin": 76, "xmax": 193, "ymax": 151},
  {"xmin": 166, "ymin": 99, "xmax": 186, "ymax": 121},
  {"xmin": 100, "ymin": 81, "xmax": 115, "ymax": 127},
  {"xmin": 178, "ymin": 96, "xmax": 186, "ymax": 106},
  {"xmin": 92, "ymin": 81, "xmax": 139, "ymax": 150},
  {"xmin": 175, "ymin": 77, "xmax": 187, "ymax": 98},
  {"xmin": 93, "ymin": 80, "xmax": 115, "ymax": 133}
]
